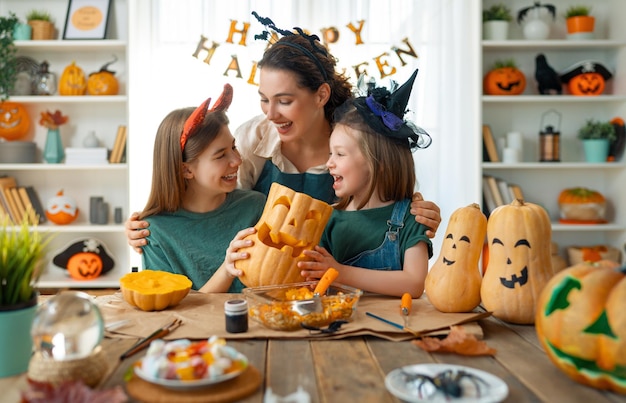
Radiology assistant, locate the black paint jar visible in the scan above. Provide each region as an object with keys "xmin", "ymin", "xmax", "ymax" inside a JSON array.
[{"xmin": 224, "ymin": 299, "xmax": 248, "ymax": 333}]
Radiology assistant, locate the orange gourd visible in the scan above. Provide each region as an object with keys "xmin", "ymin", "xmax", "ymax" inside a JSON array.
[
  {"xmin": 425, "ymin": 203, "xmax": 487, "ymax": 312},
  {"xmin": 536, "ymin": 260, "xmax": 626, "ymax": 394},
  {"xmin": 59, "ymin": 61, "xmax": 87, "ymax": 96},
  {"xmin": 480, "ymin": 199, "xmax": 556, "ymax": 324},
  {"xmin": 567, "ymin": 72, "xmax": 605, "ymax": 96},
  {"xmin": 67, "ymin": 252, "xmax": 103, "ymax": 280},
  {"xmin": 120, "ymin": 270, "xmax": 192, "ymax": 311},
  {"xmin": 0, "ymin": 102, "xmax": 30, "ymax": 140},
  {"xmin": 235, "ymin": 183, "xmax": 333, "ymax": 288},
  {"xmin": 483, "ymin": 60, "xmax": 526, "ymax": 95},
  {"xmin": 87, "ymin": 57, "xmax": 119, "ymax": 95}
]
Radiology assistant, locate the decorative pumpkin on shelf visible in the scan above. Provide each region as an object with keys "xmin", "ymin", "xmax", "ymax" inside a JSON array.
[
  {"xmin": 59, "ymin": 61, "xmax": 87, "ymax": 96},
  {"xmin": 483, "ymin": 59, "xmax": 526, "ymax": 95},
  {"xmin": 45, "ymin": 189, "xmax": 79, "ymax": 225},
  {"xmin": 425, "ymin": 203, "xmax": 487, "ymax": 313},
  {"xmin": 87, "ymin": 56, "xmax": 119, "ymax": 96},
  {"xmin": 52, "ymin": 238, "xmax": 115, "ymax": 281},
  {"xmin": 536, "ymin": 260, "xmax": 626, "ymax": 394},
  {"xmin": 558, "ymin": 187, "xmax": 606, "ymax": 223},
  {"xmin": 480, "ymin": 199, "xmax": 556, "ymax": 324},
  {"xmin": 0, "ymin": 102, "xmax": 31, "ymax": 140},
  {"xmin": 235, "ymin": 183, "xmax": 333, "ymax": 288},
  {"xmin": 560, "ymin": 61, "xmax": 613, "ymax": 96},
  {"xmin": 120, "ymin": 270, "xmax": 192, "ymax": 311}
]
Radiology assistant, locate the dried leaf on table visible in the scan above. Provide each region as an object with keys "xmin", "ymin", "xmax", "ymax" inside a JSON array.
[{"xmin": 412, "ymin": 325, "xmax": 497, "ymax": 356}]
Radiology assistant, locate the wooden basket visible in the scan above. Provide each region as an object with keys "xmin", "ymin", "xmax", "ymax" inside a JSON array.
[{"xmin": 28, "ymin": 20, "xmax": 55, "ymax": 40}]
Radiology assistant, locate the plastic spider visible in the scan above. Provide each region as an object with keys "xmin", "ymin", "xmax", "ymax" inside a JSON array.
[{"xmin": 401, "ymin": 369, "xmax": 489, "ymax": 399}]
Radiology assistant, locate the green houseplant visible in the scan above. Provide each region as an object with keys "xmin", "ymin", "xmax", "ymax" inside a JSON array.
[
  {"xmin": 578, "ymin": 119, "xmax": 616, "ymax": 162},
  {"xmin": 0, "ymin": 12, "xmax": 19, "ymax": 101},
  {"xmin": 483, "ymin": 4, "xmax": 514, "ymax": 22},
  {"xmin": 564, "ymin": 5, "xmax": 594, "ymax": 39},
  {"xmin": 0, "ymin": 215, "xmax": 50, "ymax": 377},
  {"xmin": 26, "ymin": 9, "xmax": 54, "ymax": 40},
  {"xmin": 483, "ymin": 4, "xmax": 513, "ymax": 40}
]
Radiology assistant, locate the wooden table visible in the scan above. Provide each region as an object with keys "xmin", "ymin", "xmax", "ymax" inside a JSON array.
[{"xmin": 3, "ymin": 312, "xmax": 624, "ymax": 403}]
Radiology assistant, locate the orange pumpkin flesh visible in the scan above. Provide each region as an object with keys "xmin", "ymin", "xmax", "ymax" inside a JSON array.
[
  {"xmin": 235, "ymin": 183, "xmax": 333, "ymax": 288},
  {"xmin": 425, "ymin": 203, "xmax": 487, "ymax": 313},
  {"xmin": 483, "ymin": 67, "xmax": 526, "ymax": 95},
  {"xmin": 120, "ymin": 270, "xmax": 192, "ymax": 311},
  {"xmin": 536, "ymin": 260, "xmax": 626, "ymax": 394}
]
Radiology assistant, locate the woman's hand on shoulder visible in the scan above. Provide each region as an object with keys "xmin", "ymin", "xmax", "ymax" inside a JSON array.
[
  {"xmin": 410, "ymin": 192, "xmax": 441, "ymax": 239},
  {"xmin": 224, "ymin": 227, "xmax": 256, "ymax": 278},
  {"xmin": 125, "ymin": 212, "xmax": 150, "ymax": 254}
]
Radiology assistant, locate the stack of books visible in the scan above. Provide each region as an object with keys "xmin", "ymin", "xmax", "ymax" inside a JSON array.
[{"xmin": 65, "ymin": 147, "xmax": 109, "ymax": 165}]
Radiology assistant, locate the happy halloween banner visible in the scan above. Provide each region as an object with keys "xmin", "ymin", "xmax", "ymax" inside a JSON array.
[{"xmin": 191, "ymin": 19, "xmax": 419, "ymax": 85}]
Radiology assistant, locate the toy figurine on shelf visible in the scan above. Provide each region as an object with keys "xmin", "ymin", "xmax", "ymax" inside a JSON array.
[
  {"xmin": 516, "ymin": 2, "xmax": 556, "ymax": 40},
  {"xmin": 39, "ymin": 109, "xmax": 68, "ymax": 163}
]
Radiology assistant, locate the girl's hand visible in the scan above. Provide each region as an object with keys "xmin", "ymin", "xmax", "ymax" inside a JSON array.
[
  {"xmin": 299, "ymin": 246, "xmax": 340, "ymax": 281},
  {"xmin": 410, "ymin": 192, "xmax": 441, "ymax": 239},
  {"xmin": 125, "ymin": 212, "xmax": 150, "ymax": 253},
  {"xmin": 224, "ymin": 227, "xmax": 256, "ymax": 278}
]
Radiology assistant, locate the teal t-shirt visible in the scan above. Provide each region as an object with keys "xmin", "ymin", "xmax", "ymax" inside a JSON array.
[
  {"xmin": 141, "ymin": 189, "xmax": 266, "ymax": 292},
  {"xmin": 320, "ymin": 202, "xmax": 433, "ymax": 267}
]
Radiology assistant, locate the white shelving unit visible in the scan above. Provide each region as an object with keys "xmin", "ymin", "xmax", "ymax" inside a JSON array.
[
  {"xmin": 481, "ymin": 0, "xmax": 626, "ymax": 262},
  {"xmin": 1, "ymin": 0, "xmax": 130, "ymax": 288}
]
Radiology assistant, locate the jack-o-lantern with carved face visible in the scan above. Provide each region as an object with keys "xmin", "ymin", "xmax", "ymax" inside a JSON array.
[
  {"xmin": 561, "ymin": 61, "xmax": 613, "ymax": 96},
  {"xmin": 536, "ymin": 260, "xmax": 626, "ymax": 394},
  {"xmin": 235, "ymin": 183, "xmax": 333, "ymax": 288},
  {"xmin": 483, "ymin": 61, "xmax": 526, "ymax": 96},
  {"xmin": 0, "ymin": 102, "xmax": 31, "ymax": 140},
  {"xmin": 480, "ymin": 199, "xmax": 556, "ymax": 324},
  {"xmin": 53, "ymin": 238, "xmax": 115, "ymax": 281}
]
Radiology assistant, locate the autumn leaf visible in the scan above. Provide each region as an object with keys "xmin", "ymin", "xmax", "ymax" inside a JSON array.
[
  {"xmin": 39, "ymin": 110, "xmax": 69, "ymax": 130},
  {"xmin": 412, "ymin": 326, "xmax": 497, "ymax": 356}
]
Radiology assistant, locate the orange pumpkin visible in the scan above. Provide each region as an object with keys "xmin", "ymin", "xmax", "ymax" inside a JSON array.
[
  {"xmin": 480, "ymin": 199, "xmax": 556, "ymax": 324},
  {"xmin": 558, "ymin": 187, "xmax": 606, "ymax": 222},
  {"xmin": 87, "ymin": 57, "xmax": 119, "ymax": 95},
  {"xmin": 567, "ymin": 72, "xmax": 606, "ymax": 96},
  {"xmin": 235, "ymin": 183, "xmax": 333, "ymax": 288},
  {"xmin": 483, "ymin": 61, "xmax": 526, "ymax": 95},
  {"xmin": 45, "ymin": 190, "xmax": 79, "ymax": 225},
  {"xmin": 59, "ymin": 61, "xmax": 87, "ymax": 96},
  {"xmin": 425, "ymin": 203, "xmax": 487, "ymax": 313},
  {"xmin": 0, "ymin": 102, "xmax": 31, "ymax": 140},
  {"xmin": 67, "ymin": 252, "xmax": 103, "ymax": 280},
  {"xmin": 536, "ymin": 260, "xmax": 626, "ymax": 394}
]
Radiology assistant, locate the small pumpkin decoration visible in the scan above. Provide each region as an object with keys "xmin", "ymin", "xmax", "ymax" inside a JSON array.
[
  {"xmin": 480, "ymin": 199, "xmax": 556, "ymax": 324},
  {"xmin": 120, "ymin": 270, "xmax": 192, "ymax": 311},
  {"xmin": 560, "ymin": 61, "xmax": 613, "ymax": 96},
  {"xmin": 45, "ymin": 189, "xmax": 79, "ymax": 225},
  {"xmin": 235, "ymin": 183, "xmax": 333, "ymax": 288},
  {"xmin": 87, "ymin": 56, "xmax": 119, "ymax": 96},
  {"xmin": 425, "ymin": 203, "xmax": 487, "ymax": 313},
  {"xmin": 536, "ymin": 260, "xmax": 626, "ymax": 394},
  {"xmin": 558, "ymin": 187, "xmax": 606, "ymax": 223},
  {"xmin": 59, "ymin": 61, "xmax": 87, "ymax": 96},
  {"xmin": 0, "ymin": 101, "xmax": 31, "ymax": 140},
  {"xmin": 52, "ymin": 238, "xmax": 115, "ymax": 281},
  {"xmin": 483, "ymin": 59, "xmax": 526, "ymax": 95}
]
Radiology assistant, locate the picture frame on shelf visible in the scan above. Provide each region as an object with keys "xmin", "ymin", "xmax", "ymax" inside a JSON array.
[{"xmin": 63, "ymin": 0, "xmax": 112, "ymax": 40}]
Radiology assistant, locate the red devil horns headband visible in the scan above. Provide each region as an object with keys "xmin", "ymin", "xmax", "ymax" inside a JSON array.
[{"xmin": 180, "ymin": 83, "xmax": 234, "ymax": 151}]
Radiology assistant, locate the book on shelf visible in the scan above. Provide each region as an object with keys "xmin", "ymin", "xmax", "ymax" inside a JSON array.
[
  {"xmin": 18, "ymin": 187, "xmax": 40, "ymax": 225},
  {"xmin": 485, "ymin": 175, "xmax": 504, "ymax": 207},
  {"xmin": 110, "ymin": 125, "xmax": 127, "ymax": 164},
  {"xmin": 24, "ymin": 186, "xmax": 47, "ymax": 224},
  {"xmin": 482, "ymin": 125, "xmax": 499, "ymax": 162},
  {"xmin": 482, "ymin": 175, "xmax": 527, "ymax": 215},
  {"xmin": 65, "ymin": 147, "xmax": 109, "ymax": 165},
  {"xmin": 10, "ymin": 187, "xmax": 27, "ymax": 223},
  {"xmin": 482, "ymin": 176, "xmax": 498, "ymax": 216},
  {"xmin": 508, "ymin": 183, "xmax": 525, "ymax": 202}
]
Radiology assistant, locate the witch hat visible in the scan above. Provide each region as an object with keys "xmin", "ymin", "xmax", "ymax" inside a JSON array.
[{"xmin": 387, "ymin": 69, "xmax": 418, "ymax": 117}]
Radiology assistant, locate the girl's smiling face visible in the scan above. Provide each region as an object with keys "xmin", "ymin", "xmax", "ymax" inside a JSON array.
[{"xmin": 326, "ymin": 124, "xmax": 371, "ymax": 206}]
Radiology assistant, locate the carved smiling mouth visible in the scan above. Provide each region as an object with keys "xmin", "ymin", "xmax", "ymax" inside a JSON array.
[
  {"xmin": 0, "ymin": 121, "xmax": 19, "ymax": 128},
  {"xmin": 442, "ymin": 257, "xmax": 454, "ymax": 265},
  {"xmin": 499, "ymin": 267, "xmax": 528, "ymax": 288}
]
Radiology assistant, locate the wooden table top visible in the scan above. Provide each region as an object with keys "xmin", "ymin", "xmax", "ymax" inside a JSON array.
[{"xmin": 2, "ymin": 299, "xmax": 624, "ymax": 402}]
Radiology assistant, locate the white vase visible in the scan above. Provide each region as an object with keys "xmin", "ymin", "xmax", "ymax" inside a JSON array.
[{"xmin": 483, "ymin": 21, "xmax": 509, "ymax": 40}]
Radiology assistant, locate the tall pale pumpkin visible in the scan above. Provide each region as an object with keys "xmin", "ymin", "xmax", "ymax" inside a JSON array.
[
  {"xmin": 236, "ymin": 183, "xmax": 333, "ymax": 288},
  {"xmin": 481, "ymin": 199, "xmax": 555, "ymax": 324},
  {"xmin": 425, "ymin": 203, "xmax": 487, "ymax": 312}
]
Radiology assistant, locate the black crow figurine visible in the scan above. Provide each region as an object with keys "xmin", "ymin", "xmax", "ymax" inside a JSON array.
[{"xmin": 535, "ymin": 53, "xmax": 562, "ymax": 95}]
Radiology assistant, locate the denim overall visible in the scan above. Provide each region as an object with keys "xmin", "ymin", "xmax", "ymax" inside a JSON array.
[
  {"xmin": 343, "ymin": 199, "xmax": 410, "ymax": 271},
  {"xmin": 253, "ymin": 160, "xmax": 336, "ymax": 203}
]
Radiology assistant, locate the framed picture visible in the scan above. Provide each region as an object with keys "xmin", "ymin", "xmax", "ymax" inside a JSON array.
[{"xmin": 63, "ymin": 0, "xmax": 112, "ymax": 40}]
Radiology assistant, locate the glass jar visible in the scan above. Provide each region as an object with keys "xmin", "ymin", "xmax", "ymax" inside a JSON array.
[{"xmin": 224, "ymin": 299, "xmax": 248, "ymax": 333}]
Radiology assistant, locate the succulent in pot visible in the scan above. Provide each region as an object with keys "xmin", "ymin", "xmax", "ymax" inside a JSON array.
[{"xmin": 577, "ymin": 119, "xmax": 617, "ymax": 141}]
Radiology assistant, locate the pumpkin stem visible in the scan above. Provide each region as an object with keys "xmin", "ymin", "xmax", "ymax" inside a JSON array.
[{"xmin": 99, "ymin": 55, "xmax": 118, "ymax": 73}]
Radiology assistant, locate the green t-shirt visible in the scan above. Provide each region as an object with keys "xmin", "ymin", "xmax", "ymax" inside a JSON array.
[
  {"xmin": 142, "ymin": 189, "xmax": 266, "ymax": 292},
  {"xmin": 320, "ymin": 202, "xmax": 433, "ymax": 267}
]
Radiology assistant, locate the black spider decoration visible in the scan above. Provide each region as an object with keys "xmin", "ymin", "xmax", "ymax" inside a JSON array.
[
  {"xmin": 401, "ymin": 369, "xmax": 489, "ymax": 399},
  {"xmin": 517, "ymin": 2, "xmax": 556, "ymax": 25}
]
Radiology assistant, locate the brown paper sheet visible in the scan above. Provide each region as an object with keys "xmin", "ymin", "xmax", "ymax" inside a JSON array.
[{"xmin": 97, "ymin": 292, "xmax": 487, "ymax": 342}]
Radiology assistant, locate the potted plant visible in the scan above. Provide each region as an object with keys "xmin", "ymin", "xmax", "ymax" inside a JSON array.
[
  {"xmin": 0, "ymin": 215, "xmax": 50, "ymax": 377},
  {"xmin": 26, "ymin": 9, "xmax": 54, "ymax": 40},
  {"xmin": 13, "ymin": 15, "xmax": 31, "ymax": 41},
  {"xmin": 483, "ymin": 3, "xmax": 513, "ymax": 40},
  {"xmin": 0, "ymin": 12, "xmax": 19, "ymax": 101},
  {"xmin": 578, "ymin": 118, "xmax": 617, "ymax": 162},
  {"xmin": 564, "ymin": 5, "xmax": 594, "ymax": 39}
]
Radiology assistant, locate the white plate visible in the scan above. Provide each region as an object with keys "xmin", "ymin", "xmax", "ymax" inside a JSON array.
[
  {"xmin": 134, "ymin": 359, "xmax": 247, "ymax": 390},
  {"xmin": 385, "ymin": 363, "xmax": 508, "ymax": 403}
]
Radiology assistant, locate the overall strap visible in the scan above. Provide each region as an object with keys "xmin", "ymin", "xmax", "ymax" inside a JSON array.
[{"xmin": 387, "ymin": 199, "xmax": 410, "ymax": 232}]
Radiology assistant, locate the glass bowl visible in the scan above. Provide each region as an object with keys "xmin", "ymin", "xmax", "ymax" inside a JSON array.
[{"xmin": 243, "ymin": 281, "xmax": 362, "ymax": 331}]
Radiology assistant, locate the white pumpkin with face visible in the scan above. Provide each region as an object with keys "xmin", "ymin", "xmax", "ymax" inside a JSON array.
[{"xmin": 46, "ymin": 190, "xmax": 79, "ymax": 225}]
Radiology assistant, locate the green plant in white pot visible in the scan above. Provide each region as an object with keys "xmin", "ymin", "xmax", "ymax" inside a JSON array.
[
  {"xmin": 578, "ymin": 119, "xmax": 617, "ymax": 163},
  {"xmin": 483, "ymin": 3, "xmax": 513, "ymax": 40},
  {"xmin": 0, "ymin": 215, "xmax": 50, "ymax": 377}
]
